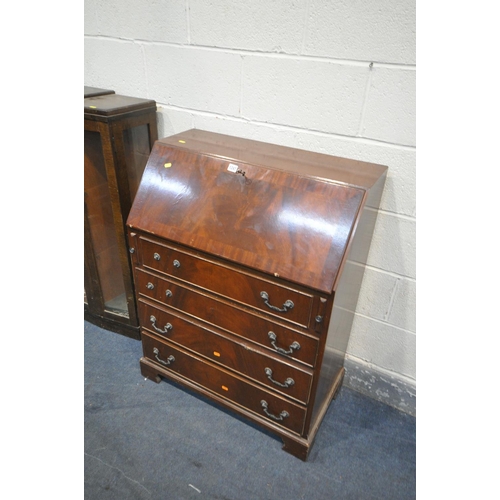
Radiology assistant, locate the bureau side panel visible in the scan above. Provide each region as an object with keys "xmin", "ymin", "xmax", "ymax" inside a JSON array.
[{"xmin": 308, "ymin": 172, "xmax": 387, "ymax": 433}]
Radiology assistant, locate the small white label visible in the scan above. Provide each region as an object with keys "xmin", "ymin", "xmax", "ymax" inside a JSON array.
[{"xmin": 227, "ymin": 163, "xmax": 239, "ymax": 173}]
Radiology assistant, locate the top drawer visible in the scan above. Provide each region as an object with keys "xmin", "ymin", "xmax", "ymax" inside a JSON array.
[{"xmin": 138, "ymin": 236, "xmax": 313, "ymax": 329}]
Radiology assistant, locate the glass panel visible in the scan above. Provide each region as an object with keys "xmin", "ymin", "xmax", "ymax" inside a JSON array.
[
  {"xmin": 122, "ymin": 124, "xmax": 151, "ymax": 199},
  {"xmin": 84, "ymin": 130, "xmax": 128, "ymax": 317}
]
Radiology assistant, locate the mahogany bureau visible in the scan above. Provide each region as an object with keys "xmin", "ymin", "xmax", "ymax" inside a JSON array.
[{"xmin": 126, "ymin": 129, "xmax": 387, "ymax": 460}]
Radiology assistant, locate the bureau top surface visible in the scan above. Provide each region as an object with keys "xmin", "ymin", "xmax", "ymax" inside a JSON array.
[
  {"xmin": 160, "ymin": 129, "xmax": 387, "ymax": 190},
  {"xmin": 127, "ymin": 130, "xmax": 386, "ymax": 294}
]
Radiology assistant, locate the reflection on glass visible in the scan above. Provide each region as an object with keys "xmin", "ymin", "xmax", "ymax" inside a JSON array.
[
  {"xmin": 123, "ymin": 124, "xmax": 151, "ymax": 199},
  {"xmin": 84, "ymin": 130, "xmax": 128, "ymax": 317}
]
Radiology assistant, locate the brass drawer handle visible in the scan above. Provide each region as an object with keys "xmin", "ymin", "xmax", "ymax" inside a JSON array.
[
  {"xmin": 150, "ymin": 315, "xmax": 173, "ymax": 334},
  {"xmin": 153, "ymin": 347, "xmax": 175, "ymax": 366},
  {"xmin": 264, "ymin": 367, "xmax": 294, "ymax": 388},
  {"xmin": 146, "ymin": 282, "xmax": 155, "ymax": 290},
  {"xmin": 268, "ymin": 331, "xmax": 300, "ymax": 355},
  {"xmin": 260, "ymin": 400, "xmax": 289, "ymax": 421},
  {"xmin": 260, "ymin": 291, "xmax": 294, "ymax": 313}
]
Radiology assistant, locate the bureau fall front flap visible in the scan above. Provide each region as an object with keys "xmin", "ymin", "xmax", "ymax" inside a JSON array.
[{"xmin": 126, "ymin": 130, "xmax": 367, "ymax": 294}]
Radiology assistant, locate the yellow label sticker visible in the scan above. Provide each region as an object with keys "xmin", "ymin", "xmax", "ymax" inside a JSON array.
[
  {"xmin": 178, "ymin": 140, "xmax": 186, "ymax": 143},
  {"xmin": 213, "ymin": 351, "xmax": 221, "ymax": 357},
  {"xmin": 164, "ymin": 162, "xmax": 172, "ymax": 168},
  {"xmin": 221, "ymin": 385, "xmax": 229, "ymax": 391}
]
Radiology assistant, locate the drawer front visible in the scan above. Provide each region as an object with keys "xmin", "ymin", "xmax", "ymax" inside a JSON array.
[
  {"xmin": 135, "ymin": 268, "xmax": 319, "ymax": 368},
  {"xmin": 139, "ymin": 299, "xmax": 313, "ymax": 404},
  {"xmin": 139, "ymin": 237, "xmax": 313, "ymax": 328},
  {"xmin": 142, "ymin": 332, "xmax": 306, "ymax": 435}
]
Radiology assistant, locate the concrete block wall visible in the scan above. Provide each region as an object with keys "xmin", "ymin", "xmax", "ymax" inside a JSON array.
[{"xmin": 85, "ymin": 0, "xmax": 416, "ymax": 414}]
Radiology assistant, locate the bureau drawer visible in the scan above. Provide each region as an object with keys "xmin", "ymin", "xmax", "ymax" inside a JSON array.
[
  {"xmin": 139, "ymin": 299, "xmax": 313, "ymax": 404},
  {"xmin": 139, "ymin": 237, "xmax": 313, "ymax": 328},
  {"xmin": 142, "ymin": 332, "xmax": 307, "ymax": 435},
  {"xmin": 135, "ymin": 268, "xmax": 319, "ymax": 368}
]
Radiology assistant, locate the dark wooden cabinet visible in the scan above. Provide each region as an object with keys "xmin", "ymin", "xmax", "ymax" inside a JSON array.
[
  {"xmin": 84, "ymin": 92, "xmax": 158, "ymax": 339},
  {"xmin": 84, "ymin": 86, "xmax": 115, "ymax": 98},
  {"xmin": 126, "ymin": 129, "xmax": 387, "ymax": 459}
]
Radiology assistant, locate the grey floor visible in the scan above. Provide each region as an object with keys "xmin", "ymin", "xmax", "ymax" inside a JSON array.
[{"xmin": 84, "ymin": 320, "xmax": 416, "ymax": 499}]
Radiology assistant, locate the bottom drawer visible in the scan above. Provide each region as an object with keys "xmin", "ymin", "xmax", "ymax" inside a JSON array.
[{"xmin": 142, "ymin": 331, "xmax": 307, "ymax": 435}]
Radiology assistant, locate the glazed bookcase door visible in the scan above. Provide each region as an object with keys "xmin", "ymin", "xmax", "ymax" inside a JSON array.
[
  {"xmin": 84, "ymin": 128, "xmax": 130, "ymax": 320},
  {"xmin": 122, "ymin": 124, "xmax": 152, "ymax": 199}
]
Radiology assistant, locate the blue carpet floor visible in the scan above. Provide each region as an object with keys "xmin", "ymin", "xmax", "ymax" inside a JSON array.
[{"xmin": 84, "ymin": 320, "xmax": 416, "ymax": 499}]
